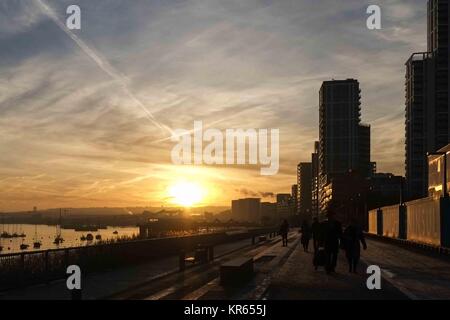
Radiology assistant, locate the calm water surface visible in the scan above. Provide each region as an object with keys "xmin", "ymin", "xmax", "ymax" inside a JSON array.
[{"xmin": 0, "ymin": 224, "xmax": 139, "ymax": 254}]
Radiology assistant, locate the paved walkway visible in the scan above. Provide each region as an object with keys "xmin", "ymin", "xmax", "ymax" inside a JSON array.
[
  {"xmin": 111, "ymin": 232, "xmax": 299, "ymax": 300},
  {"xmin": 266, "ymin": 240, "xmax": 408, "ymax": 300},
  {"xmin": 4, "ymin": 234, "xmax": 450, "ymax": 300},
  {"xmin": 362, "ymin": 239, "xmax": 450, "ymax": 300}
]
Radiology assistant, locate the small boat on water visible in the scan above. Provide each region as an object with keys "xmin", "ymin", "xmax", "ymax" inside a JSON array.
[
  {"xmin": 53, "ymin": 208, "xmax": 65, "ymax": 245},
  {"xmin": 1, "ymin": 232, "xmax": 11, "ymax": 238},
  {"xmin": 53, "ymin": 235, "xmax": 64, "ymax": 245},
  {"xmin": 20, "ymin": 243, "xmax": 29, "ymax": 250},
  {"xmin": 95, "ymin": 234, "xmax": 102, "ymax": 240},
  {"xmin": 86, "ymin": 233, "xmax": 94, "ymax": 241},
  {"xmin": 113, "ymin": 230, "xmax": 118, "ymax": 235},
  {"xmin": 33, "ymin": 225, "xmax": 41, "ymax": 249},
  {"xmin": 13, "ymin": 224, "xmax": 26, "ymax": 238}
]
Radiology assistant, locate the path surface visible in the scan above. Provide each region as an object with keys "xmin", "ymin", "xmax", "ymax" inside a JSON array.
[
  {"xmin": 362, "ymin": 238, "xmax": 450, "ymax": 300},
  {"xmin": 265, "ymin": 240, "xmax": 407, "ymax": 300},
  {"xmin": 3, "ymin": 233, "xmax": 450, "ymax": 300},
  {"xmin": 110, "ymin": 232, "xmax": 299, "ymax": 300},
  {"xmin": 267, "ymin": 237, "xmax": 450, "ymax": 300}
]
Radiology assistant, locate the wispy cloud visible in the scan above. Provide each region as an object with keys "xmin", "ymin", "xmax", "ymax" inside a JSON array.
[
  {"xmin": 0, "ymin": 0, "xmax": 427, "ymax": 211},
  {"xmin": 35, "ymin": 0, "xmax": 173, "ymax": 136}
]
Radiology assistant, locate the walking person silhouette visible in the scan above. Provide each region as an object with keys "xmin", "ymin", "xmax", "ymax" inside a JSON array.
[
  {"xmin": 311, "ymin": 217, "xmax": 321, "ymax": 252},
  {"xmin": 343, "ymin": 218, "xmax": 367, "ymax": 273},
  {"xmin": 300, "ymin": 220, "xmax": 312, "ymax": 252},
  {"xmin": 279, "ymin": 219, "xmax": 289, "ymax": 247},
  {"xmin": 322, "ymin": 210, "xmax": 342, "ymax": 274}
]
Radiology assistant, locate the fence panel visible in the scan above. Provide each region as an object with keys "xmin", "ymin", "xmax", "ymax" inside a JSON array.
[
  {"xmin": 406, "ymin": 197, "xmax": 441, "ymax": 246},
  {"xmin": 368, "ymin": 209, "xmax": 378, "ymax": 234},
  {"xmin": 382, "ymin": 205, "xmax": 400, "ymax": 238}
]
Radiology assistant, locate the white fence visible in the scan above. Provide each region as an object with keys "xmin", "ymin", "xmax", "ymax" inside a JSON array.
[{"xmin": 406, "ymin": 197, "xmax": 441, "ymax": 246}]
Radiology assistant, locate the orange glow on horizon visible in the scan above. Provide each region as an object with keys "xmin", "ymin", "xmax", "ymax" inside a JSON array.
[{"xmin": 168, "ymin": 181, "xmax": 206, "ymax": 207}]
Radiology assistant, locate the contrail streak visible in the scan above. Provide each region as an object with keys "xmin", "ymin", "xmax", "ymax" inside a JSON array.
[
  {"xmin": 152, "ymin": 102, "xmax": 266, "ymax": 144},
  {"xmin": 35, "ymin": 0, "xmax": 173, "ymax": 135}
]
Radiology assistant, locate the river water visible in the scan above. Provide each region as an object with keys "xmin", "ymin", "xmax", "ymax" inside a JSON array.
[{"xmin": 0, "ymin": 224, "xmax": 139, "ymax": 254}]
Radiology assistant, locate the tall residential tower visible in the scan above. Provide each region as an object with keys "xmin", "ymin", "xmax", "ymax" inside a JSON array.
[
  {"xmin": 405, "ymin": 0, "xmax": 449, "ymax": 200},
  {"xmin": 318, "ymin": 79, "xmax": 371, "ymax": 220},
  {"xmin": 297, "ymin": 163, "xmax": 312, "ymax": 219},
  {"xmin": 319, "ymin": 79, "xmax": 371, "ymax": 181}
]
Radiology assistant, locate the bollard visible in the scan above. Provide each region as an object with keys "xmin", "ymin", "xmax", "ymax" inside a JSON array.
[{"xmin": 179, "ymin": 251, "xmax": 186, "ymax": 272}]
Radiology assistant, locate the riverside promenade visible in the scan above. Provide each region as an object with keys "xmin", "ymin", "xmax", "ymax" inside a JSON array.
[{"xmin": 3, "ymin": 231, "xmax": 450, "ymax": 300}]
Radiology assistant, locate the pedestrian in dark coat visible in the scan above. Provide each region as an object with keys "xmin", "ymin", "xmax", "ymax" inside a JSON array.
[
  {"xmin": 301, "ymin": 220, "xmax": 312, "ymax": 252},
  {"xmin": 343, "ymin": 218, "xmax": 367, "ymax": 273},
  {"xmin": 311, "ymin": 217, "xmax": 321, "ymax": 252},
  {"xmin": 323, "ymin": 211, "xmax": 342, "ymax": 274},
  {"xmin": 279, "ymin": 219, "xmax": 289, "ymax": 247}
]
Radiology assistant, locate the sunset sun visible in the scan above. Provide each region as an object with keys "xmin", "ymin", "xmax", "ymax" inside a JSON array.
[{"xmin": 168, "ymin": 181, "xmax": 205, "ymax": 207}]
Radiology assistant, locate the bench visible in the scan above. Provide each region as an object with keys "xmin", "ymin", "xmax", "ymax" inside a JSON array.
[
  {"xmin": 185, "ymin": 257, "xmax": 196, "ymax": 264},
  {"xmin": 220, "ymin": 257, "xmax": 254, "ymax": 286},
  {"xmin": 180, "ymin": 245, "xmax": 214, "ymax": 271},
  {"xmin": 184, "ymin": 247, "xmax": 208, "ymax": 263}
]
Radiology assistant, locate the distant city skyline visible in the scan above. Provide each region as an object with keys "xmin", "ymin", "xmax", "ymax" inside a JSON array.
[{"xmin": 0, "ymin": 0, "xmax": 428, "ymax": 211}]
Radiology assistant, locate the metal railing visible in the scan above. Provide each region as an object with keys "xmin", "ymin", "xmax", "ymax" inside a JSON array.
[{"xmin": 0, "ymin": 227, "xmax": 277, "ymax": 291}]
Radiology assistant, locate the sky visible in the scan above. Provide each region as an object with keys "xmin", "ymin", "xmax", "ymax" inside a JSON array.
[{"xmin": 0, "ymin": 0, "xmax": 427, "ymax": 212}]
